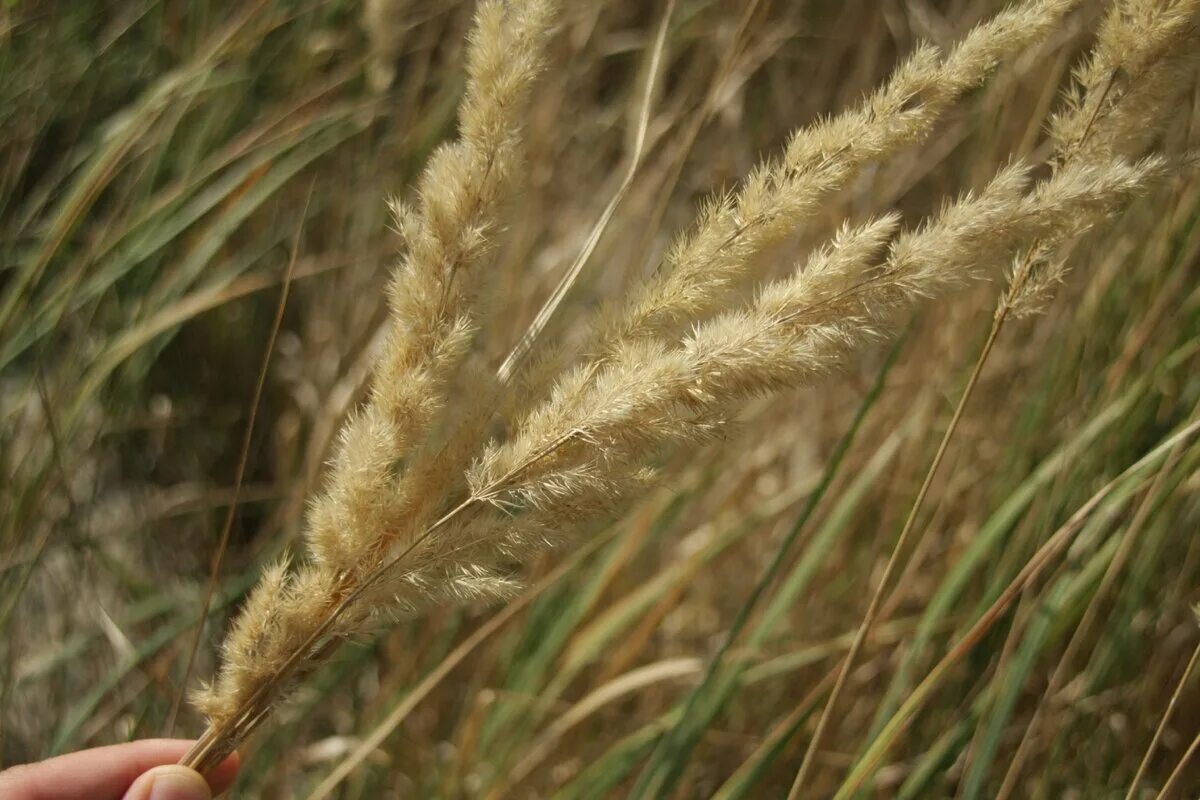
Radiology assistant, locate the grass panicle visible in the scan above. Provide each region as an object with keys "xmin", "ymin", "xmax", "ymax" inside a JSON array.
[
  {"xmin": 187, "ymin": 0, "xmax": 1187, "ymax": 778},
  {"xmin": 3, "ymin": 0, "xmax": 1196, "ymax": 796}
]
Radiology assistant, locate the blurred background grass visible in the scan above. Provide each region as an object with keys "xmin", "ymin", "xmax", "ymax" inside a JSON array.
[{"xmin": 1, "ymin": 0, "xmax": 1198, "ymax": 797}]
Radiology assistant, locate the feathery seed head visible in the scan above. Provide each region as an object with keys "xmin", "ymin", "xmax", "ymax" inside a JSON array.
[{"xmin": 188, "ymin": 0, "xmax": 1190, "ymax": 777}]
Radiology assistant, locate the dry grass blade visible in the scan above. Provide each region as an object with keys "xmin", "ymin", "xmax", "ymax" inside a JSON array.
[
  {"xmin": 7, "ymin": 0, "xmax": 1197, "ymax": 793},
  {"xmin": 786, "ymin": 313, "xmax": 999, "ymax": 799},
  {"xmin": 996, "ymin": 438, "xmax": 1187, "ymax": 799},
  {"xmin": 0, "ymin": 0, "xmax": 274, "ymax": 341},
  {"xmin": 496, "ymin": 657, "xmax": 702, "ymax": 797},
  {"xmin": 835, "ymin": 417, "xmax": 1200, "ymax": 799},
  {"xmin": 1155, "ymin": 726, "xmax": 1200, "ymax": 800},
  {"xmin": 496, "ymin": 0, "xmax": 675, "ymax": 385}
]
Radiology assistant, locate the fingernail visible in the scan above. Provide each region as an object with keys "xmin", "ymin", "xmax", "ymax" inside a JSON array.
[{"xmin": 138, "ymin": 766, "xmax": 212, "ymax": 800}]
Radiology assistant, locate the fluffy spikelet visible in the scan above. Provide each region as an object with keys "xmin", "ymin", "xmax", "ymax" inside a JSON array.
[
  {"xmin": 1005, "ymin": 157, "xmax": 1167, "ymax": 314},
  {"xmin": 786, "ymin": 0, "xmax": 1074, "ymax": 171},
  {"xmin": 1007, "ymin": 0, "xmax": 1196, "ymax": 315},
  {"xmin": 1052, "ymin": 0, "xmax": 1200, "ymax": 166},
  {"xmin": 192, "ymin": 0, "xmax": 557, "ymax": 754},
  {"xmin": 469, "ymin": 155, "xmax": 1162, "ymax": 559},
  {"xmin": 687, "ymin": 158, "xmax": 1161, "ymax": 399},
  {"xmin": 752, "ymin": 216, "xmax": 903, "ymax": 326},
  {"xmin": 191, "ymin": 561, "xmax": 345, "ymax": 730},
  {"xmin": 190, "ymin": 559, "xmax": 290, "ymax": 723},
  {"xmin": 684, "ymin": 164, "xmax": 1035, "ymax": 406},
  {"xmin": 307, "ymin": 0, "xmax": 555, "ymax": 574},
  {"xmin": 1026, "ymin": 157, "xmax": 1168, "ymax": 239},
  {"xmin": 601, "ymin": 0, "xmax": 1078, "ymax": 347}
]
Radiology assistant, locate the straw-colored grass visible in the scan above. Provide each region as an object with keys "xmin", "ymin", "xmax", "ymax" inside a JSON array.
[{"xmin": 2, "ymin": 0, "xmax": 1199, "ymax": 797}]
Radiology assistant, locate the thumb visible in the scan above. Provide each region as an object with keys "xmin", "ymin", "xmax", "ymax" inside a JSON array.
[{"xmin": 121, "ymin": 765, "xmax": 213, "ymax": 800}]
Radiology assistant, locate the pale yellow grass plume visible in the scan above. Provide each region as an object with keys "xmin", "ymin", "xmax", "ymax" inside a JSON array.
[
  {"xmin": 1052, "ymin": 0, "xmax": 1200, "ymax": 166},
  {"xmin": 466, "ymin": 159, "xmax": 1162, "ymax": 554},
  {"xmin": 187, "ymin": 0, "xmax": 556, "ymax": 768},
  {"xmin": 1007, "ymin": 0, "xmax": 1199, "ymax": 315},
  {"xmin": 601, "ymin": 0, "xmax": 1079, "ymax": 348},
  {"xmin": 184, "ymin": 0, "xmax": 1183, "ymax": 780},
  {"xmin": 306, "ymin": 0, "xmax": 554, "ymax": 579}
]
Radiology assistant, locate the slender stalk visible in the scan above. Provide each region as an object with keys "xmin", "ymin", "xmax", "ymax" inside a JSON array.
[
  {"xmin": 787, "ymin": 277, "xmax": 1015, "ymax": 799},
  {"xmin": 1130, "ymin": 639, "xmax": 1200, "ymax": 800},
  {"xmin": 497, "ymin": 0, "xmax": 674, "ymax": 384},
  {"xmin": 1155, "ymin": 727, "xmax": 1200, "ymax": 800}
]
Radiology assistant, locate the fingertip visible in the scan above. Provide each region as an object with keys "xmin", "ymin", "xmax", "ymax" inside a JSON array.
[{"xmin": 121, "ymin": 765, "xmax": 211, "ymax": 800}]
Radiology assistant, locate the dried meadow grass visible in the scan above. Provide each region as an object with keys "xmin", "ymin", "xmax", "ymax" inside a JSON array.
[{"xmin": 176, "ymin": 0, "xmax": 1199, "ymax": 784}]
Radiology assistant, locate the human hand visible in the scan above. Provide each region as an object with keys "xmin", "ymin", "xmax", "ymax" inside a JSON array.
[{"xmin": 0, "ymin": 739, "xmax": 239, "ymax": 800}]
